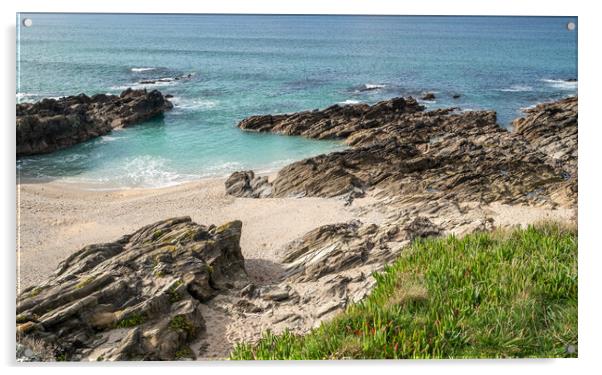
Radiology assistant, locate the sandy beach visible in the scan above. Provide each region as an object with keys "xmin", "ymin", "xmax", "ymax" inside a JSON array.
[
  {"xmin": 17, "ymin": 171, "xmax": 575, "ymax": 293},
  {"xmin": 16, "ymin": 174, "xmax": 365, "ymax": 292}
]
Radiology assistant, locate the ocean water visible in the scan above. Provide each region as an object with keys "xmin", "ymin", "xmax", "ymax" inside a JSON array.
[{"xmin": 16, "ymin": 14, "xmax": 577, "ymax": 188}]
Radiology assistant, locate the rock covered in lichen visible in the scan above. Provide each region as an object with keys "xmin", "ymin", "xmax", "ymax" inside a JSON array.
[{"xmin": 16, "ymin": 217, "xmax": 247, "ymax": 361}]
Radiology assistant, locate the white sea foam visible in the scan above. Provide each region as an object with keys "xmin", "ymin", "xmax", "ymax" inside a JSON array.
[
  {"xmin": 339, "ymin": 99, "xmax": 361, "ymax": 105},
  {"xmin": 112, "ymin": 73, "xmax": 195, "ymax": 91},
  {"xmin": 363, "ymin": 83, "xmax": 386, "ymax": 90},
  {"xmin": 63, "ymin": 155, "xmax": 191, "ymax": 189},
  {"xmin": 520, "ymin": 103, "xmax": 538, "ymax": 111},
  {"xmin": 541, "ymin": 79, "xmax": 578, "ymax": 90},
  {"xmin": 16, "ymin": 93, "xmax": 70, "ymax": 103},
  {"xmin": 131, "ymin": 67, "xmax": 157, "ymax": 72},
  {"xmin": 499, "ymin": 85, "xmax": 534, "ymax": 92},
  {"xmin": 16, "ymin": 93, "xmax": 38, "ymax": 103},
  {"xmin": 120, "ymin": 155, "xmax": 185, "ymax": 187},
  {"xmin": 99, "ymin": 135, "xmax": 121, "ymax": 143},
  {"xmin": 170, "ymin": 97, "xmax": 218, "ymax": 111},
  {"xmin": 110, "ymin": 80, "xmax": 177, "ymax": 91}
]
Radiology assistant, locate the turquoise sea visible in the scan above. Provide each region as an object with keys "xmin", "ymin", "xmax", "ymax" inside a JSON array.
[{"xmin": 16, "ymin": 14, "xmax": 577, "ymax": 188}]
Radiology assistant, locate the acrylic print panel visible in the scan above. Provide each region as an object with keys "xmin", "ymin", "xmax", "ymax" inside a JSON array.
[{"xmin": 16, "ymin": 13, "xmax": 577, "ymax": 361}]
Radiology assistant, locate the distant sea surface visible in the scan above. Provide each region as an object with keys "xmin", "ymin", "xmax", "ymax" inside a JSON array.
[{"xmin": 17, "ymin": 14, "xmax": 577, "ymax": 188}]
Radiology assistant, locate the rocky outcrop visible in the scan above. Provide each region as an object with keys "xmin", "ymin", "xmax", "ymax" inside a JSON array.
[
  {"xmin": 16, "ymin": 217, "xmax": 247, "ymax": 361},
  {"xmin": 281, "ymin": 217, "xmax": 441, "ymax": 282},
  {"xmin": 238, "ymin": 97, "xmax": 425, "ymax": 139},
  {"xmin": 513, "ymin": 97, "xmax": 577, "ymax": 205},
  {"xmin": 224, "ymin": 171, "xmax": 272, "ymax": 198},
  {"xmin": 514, "ymin": 97, "xmax": 577, "ymax": 172},
  {"xmin": 16, "ymin": 88, "xmax": 173, "ymax": 156},
  {"xmin": 513, "ymin": 97, "xmax": 577, "ymax": 170},
  {"xmin": 231, "ymin": 97, "xmax": 574, "ymax": 207}
]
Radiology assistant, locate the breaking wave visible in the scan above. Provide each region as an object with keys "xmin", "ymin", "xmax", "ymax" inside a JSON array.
[
  {"xmin": 541, "ymin": 79, "xmax": 578, "ymax": 90},
  {"xmin": 130, "ymin": 67, "xmax": 157, "ymax": 72},
  {"xmin": 170, "ymin": 97, "xmax": 218, "ymax": 111},
  {"xmin": 498, "ymin": 85, "xmax": 534, "ymax": 92}
]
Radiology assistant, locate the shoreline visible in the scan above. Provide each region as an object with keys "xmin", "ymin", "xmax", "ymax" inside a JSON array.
[{"xmin": 16, "ymin": 168, "xmax": 281, "ymax": 192}]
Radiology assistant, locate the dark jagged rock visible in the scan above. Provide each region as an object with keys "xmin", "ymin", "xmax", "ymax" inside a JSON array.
[
  {"xmin": 16, "ymin": 89, "xmax": 173, "ymax": 156},
  {"xmin": 230, "ymin": 97, "xmax": 574, "ymax": 207},
  {"xmin": 238, "ymin": 97, "xmax": 425, "ymax": 140},
  {"xmin": 16, "ymin": 217, "xmax": 247, "ymax": 361},
  {"xmin": 224, "ymin": 171, "xmax": 272, "ymax": 198},
  {"xmin": 513, "ymin": 97, "xmax": 577, "ymax": 172},
  {"xmin": 513, "ymin": 96, "xmax": 577, "ymax": 205}
]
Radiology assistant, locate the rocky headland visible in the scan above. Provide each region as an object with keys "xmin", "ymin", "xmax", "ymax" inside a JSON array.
[
  {"xmin": 16, "ymin": 88, "xmax": 173, "ymax": 156},
  {"xmin": 16, "ymin": 95, "xmax": 577, "ymax": 360}
]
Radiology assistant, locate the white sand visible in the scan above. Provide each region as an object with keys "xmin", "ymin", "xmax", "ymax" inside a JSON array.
[{"xmin": 16, "ymin": 176, "xmax": 356, "ymax": 292}]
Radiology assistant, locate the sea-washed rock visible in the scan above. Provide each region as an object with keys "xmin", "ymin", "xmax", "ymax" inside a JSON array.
[
  {"xmin": 16, "ymin": 88, "xmax": 173, "ymax": 156},
  {"xmin": 420, "ymin": 92, "xmax": 436, "ymax": 100},
  {"xmin": 238, "ymin": 96, "xmax": 425, "ymax": 139},
  {"xmin": 138, "ymin": 73, "xmax": 194, "ymax": 85},
  {"xmin": 230, "ymin": 97, "xmax": 574, "ymax": 207},
  {"xmin": 16, "ymin": 217, "xmax": 247, "ymax": 361}
]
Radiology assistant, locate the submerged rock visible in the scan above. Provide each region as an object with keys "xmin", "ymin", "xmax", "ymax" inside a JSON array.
[
  {"xmin": 138, "ymin": 73, "xmax": 194, "ymax": 85},
  {"xmin": 16, "ymin": 217, "xmax": 247, "ymax": 361},
  {"xmin": 420, "ymin": 92, "xmax": 436, "ymax": 100},
  {"xmin": 16, "ymin": 88, "xmax": 173, "ymax": 156}
]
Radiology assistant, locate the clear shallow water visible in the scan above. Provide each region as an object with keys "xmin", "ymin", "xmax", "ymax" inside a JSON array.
[{"xmin": 17, "ymin": 14, "xmax": 577, "ymax": 188}]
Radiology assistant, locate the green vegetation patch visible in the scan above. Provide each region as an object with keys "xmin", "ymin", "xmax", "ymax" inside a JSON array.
[
  {"xmin": 169, "ymin": 315, "xmax": 197, "ymax": 339},
  {"xmin": 75, "ymin": 276, "xmax": 96, "ymax": 289},
  {"xmin": 231, "ymin": 223, "xmax": 577, "ymax": 359},
  {"xmin": 167, "ymin": 280, "xmax": 184, "ymax": 303},
  {"xmin": 175, "ymin": 345, "xmax": 195, "ymax": 359},
  {"xmin": 114, "ymin": 313, "xmax": 146, "ymax": 328},
  {"xmin": 27, "ymin": 285, "xmax": 47, "ymax": 298},
  {"xmin": 151, "ymin": 229, "xmax": 164, "ymax": 241}
]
